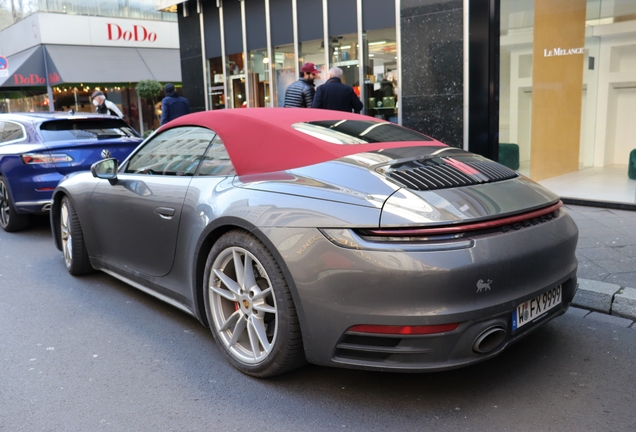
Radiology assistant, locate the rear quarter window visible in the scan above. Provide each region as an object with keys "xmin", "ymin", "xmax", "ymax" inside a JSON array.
[
  {"xmin": 1, "ymin": 121, "xmax": 26, "ymax": 143},
  {"xmin": 39, "ymin": 119, "xmax": 139, "ymax": 142}
]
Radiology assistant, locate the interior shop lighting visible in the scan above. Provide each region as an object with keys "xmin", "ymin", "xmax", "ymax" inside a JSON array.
[{"xmin": 369, "ymin": 40, "xmax": 387, "ymax": 46}]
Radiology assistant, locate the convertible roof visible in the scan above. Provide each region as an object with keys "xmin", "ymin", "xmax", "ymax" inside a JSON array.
[{"xmin": 163, "ymin": 108, "xmax": 446, "ymax": 175}]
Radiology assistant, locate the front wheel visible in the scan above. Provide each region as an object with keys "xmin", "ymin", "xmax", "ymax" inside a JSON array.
[
  {"xmin": 0, "ymin": 175, "xmax": 30, "ymax": 232},
  {"xmin": 203, "ymin": 230, "xmax": 305, "ymax": 377},
  {"xmin": 60, "ymin": 196, "xmax": 93, "ymax": 275}
]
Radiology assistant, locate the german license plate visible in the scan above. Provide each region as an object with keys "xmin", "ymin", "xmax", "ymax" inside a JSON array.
[{"xmin": 512, "ymin": 285, "xmax": 562, "ymax": 330}]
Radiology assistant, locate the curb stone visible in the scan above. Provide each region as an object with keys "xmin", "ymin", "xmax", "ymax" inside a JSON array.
[
  {"xmin": 572, "ymin": 279, "xmax": 621, "ymax": 313},
  {"xmin": 584, "ymin": 311, "xmax": 634, "ymax": 328},
  {"xmin": 611, "ymin": 287, "xmax": 636, "ymax": 321}
]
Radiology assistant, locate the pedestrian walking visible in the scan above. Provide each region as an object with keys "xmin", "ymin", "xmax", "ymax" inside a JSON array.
[
  {"xmin": 311, "ymin": 67, "xmax": 363, "ymax": 113},
  {"xmin": 91, "ymin": 91, "xmax": 124, "ymax": 118},
  {"xmin": 160, "ymin": 83, "xmax": 190, "ymax": 125},
  {"xmin": 283, "ymin": 62, "xmax": 320, "ymax": 108}
]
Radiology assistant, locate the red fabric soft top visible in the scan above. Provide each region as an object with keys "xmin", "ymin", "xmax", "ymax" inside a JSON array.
[{"xmin": 162, "ymin": 108, "xmax": 445, "ymax": 176}]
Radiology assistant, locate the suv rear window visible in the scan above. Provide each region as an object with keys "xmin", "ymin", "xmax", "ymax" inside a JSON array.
[{"xmin": 39, "ymin": 119, "xmax": 139, "ymax": 142}]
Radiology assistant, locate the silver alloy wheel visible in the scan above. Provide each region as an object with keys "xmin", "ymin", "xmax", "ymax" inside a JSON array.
[
  {"xmin": 209, "ymin": 246, "xmax": 278, "ymax": 364},
  {"xmin": 60, "ymin": 200, "xmax": 73, "ymax": 269},
  {"xmin": 0, "ymin": 180, "xmax": 10, "ymax": 228}
]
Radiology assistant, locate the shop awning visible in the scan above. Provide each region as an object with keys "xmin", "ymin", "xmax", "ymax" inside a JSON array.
[
  {"xmin": 44, "ymin": 45, "xmax": 182, "ymax": 84},
  {"xmin": 0, "ymin": 46, "xmax": 48, "ymax": 87},
  {"xmin": 0, "ymin": 44, "xmax": 181, "ymax": 87}
]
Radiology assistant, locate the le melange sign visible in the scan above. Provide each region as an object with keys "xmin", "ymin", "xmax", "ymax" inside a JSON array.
[{"xmin": 544, "ymin": 47, "xmax": 585, "ymax": 57}]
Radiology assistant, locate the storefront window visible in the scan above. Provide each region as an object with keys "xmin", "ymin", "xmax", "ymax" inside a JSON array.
[
  {"xmin": 0, "ymin": 89, "xmax": 48, "ymax": 112},
  {"xmin": 328, "ymin": 33, "xmax": 358, "ymax": 92},
  {"xmin": 364, "ymin": 27, "xmax": 398, "ymax": 122},
  {"xmin": 248, "ymin": 49, "xmax": 271, "ymax": 107},
  {"xmin": 299, "ymin": 39, "xmax": 327, "ymax": 88},
  {"xmin": 499, "ymin": 0, "xmax": 636, "ymax": 203},
  {"xmin": 209, "ymin": 56, "xmax": 226, "ymax": 109},
  {"xmin": 274, "ymin": 44, "xmax": 296, "ymax": 107},
  {"xmin": 225, "ymin": 52, "xmax": 246, "ymax": 109}
]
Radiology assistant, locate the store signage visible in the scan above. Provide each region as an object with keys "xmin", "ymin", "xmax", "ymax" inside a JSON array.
[
  {"xmin": 14, "ymin": 73, "xmax": 46, "ymax": 85},
  {"xmin": 543, "ymin": 47, "xmax": 584, "ymax": 57},
  {"xmin": 12, "ymin": 72, "xmax": 61, "ymax": 85},
  {"xmin": 107, "ymin": 23, "xmax": 157, "ymax": 43}
]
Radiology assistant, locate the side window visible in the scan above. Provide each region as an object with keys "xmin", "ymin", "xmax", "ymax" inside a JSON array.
[
  {"xmin": 196, "ymin": 134, "xmax": 236, "ymax": 176},
  {"xmin": 125, "ymin": 126, "xmax": 215, "ymax": 175},
  {"xmin": 0, "ymin": 122, "xmax": 4, "ymax": 142},
  {"xmin": 3, "ymin": 122, "xmax": 25, "ymax": 142}
]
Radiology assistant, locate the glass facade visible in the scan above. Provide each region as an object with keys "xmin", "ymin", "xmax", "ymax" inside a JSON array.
[
  {"xmin": 0, "ymin": 0, "xmax": 175, "ymax": 31},
  {"xmin": 206, "ymin": 0, "xmax": 398, "ymax": 117},
  {"xmin": 499, "ymin": 0, "xmax": 636, "ymax": 204}
]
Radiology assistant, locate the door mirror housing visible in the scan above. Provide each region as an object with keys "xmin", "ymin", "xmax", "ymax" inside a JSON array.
[{"xmin": 91, "ymin": 158, "xmax": 118, "ymax": 184}]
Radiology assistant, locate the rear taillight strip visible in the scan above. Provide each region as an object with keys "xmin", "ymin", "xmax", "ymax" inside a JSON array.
[{"xmin": 363, "ymin": 201, "xmax": 562, "ymax": 237}]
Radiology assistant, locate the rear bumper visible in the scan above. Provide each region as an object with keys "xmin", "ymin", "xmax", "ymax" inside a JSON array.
[
  {"xmin": 14, "ymin": 199, "xmax": 52, "ymax": 213},
  {"xmin": 262, "ymin": 209, "xmax": 579, "ymax": 372}
]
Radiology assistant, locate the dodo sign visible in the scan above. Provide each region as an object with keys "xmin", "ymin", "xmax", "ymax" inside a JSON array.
[{"xmin": 107, "ymin": 23, "xmax": 157, "ymax": 43}]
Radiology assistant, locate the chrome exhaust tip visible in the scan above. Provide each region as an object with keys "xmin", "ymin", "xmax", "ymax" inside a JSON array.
[
  {"xmin": 41, "ymin": 203, "xmax": 51, "ymax": 212},
  {"xmin": 472, "ymin": 327, "xmax": 506, "ymax": 354}
]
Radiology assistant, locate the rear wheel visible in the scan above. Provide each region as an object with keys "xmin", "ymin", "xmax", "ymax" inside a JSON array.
[
  {"xmin": 203, "ymin": 230, "xmax": 305, "ymax": 377},
  {"xmin": 60, "ymin": 196, "xmax": 93, "ymax": 275},
  {"xmin": 0, "ymin": 175, "xmax": 30, "ymax": 232}
]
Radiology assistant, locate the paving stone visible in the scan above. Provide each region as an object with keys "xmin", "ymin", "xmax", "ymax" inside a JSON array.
[
  {"xmin": 577, "ymin": 247, "xmax": 626, "ymax": 261},
  {"xmin": 615, "ymin": 245, "xmax": 636, "ymax": 258},
  {"xmin": 585, "ymin": 311, "xmax": 634, "ymax": 327},
  {"xmin": 612, "ymin": 287, "xmax": 636, "ymax": 321},
  {"xmin": 567, "ymin": 306, "xmax": 590, "ymax": 318},
  {"xmin": 576, "ymin": 261, "xmax": 609, "ymax": 281},
  {"xmin": 603, "ymin": 273, "xmax": 636, "ymax": 289},
  {"xmin": 596, "ymin": 257, "xmax": 636, "ymax": 274},
  {"xmin": 576, "ymin": 237, "xmax": 601, "ymax": 248},
  {"xmin": 573, "ymin": 278, "xmax": 621, "ymax": 313}
]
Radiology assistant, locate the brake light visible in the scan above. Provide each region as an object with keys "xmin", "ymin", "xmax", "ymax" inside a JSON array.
[
  {"xmin": 348, "ymin": 323, "xmax": 459, "ymax": 335},
  {"xmin": 21, "ymin": 153, "xmax": 74, "ymax": 164}
]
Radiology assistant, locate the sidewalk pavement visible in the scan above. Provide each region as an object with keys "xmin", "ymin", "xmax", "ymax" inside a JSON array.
[{"xmin": 564, "ymin": 204, "xmax": 636, "ymax": 327}]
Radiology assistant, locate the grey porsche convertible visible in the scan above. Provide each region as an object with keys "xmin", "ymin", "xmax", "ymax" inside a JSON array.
[{"xmin": 51, "ymin": 108, "xmax": 578, "ymax": 377}]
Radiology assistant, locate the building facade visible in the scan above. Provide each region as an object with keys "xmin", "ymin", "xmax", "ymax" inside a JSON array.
[
  {"xmin": 0, "ymin": 0, "xmax": 181, "ymax": 133},
  {"xmin": 172, "ymin": 0, "xmax": 636, "ymax": 205}
]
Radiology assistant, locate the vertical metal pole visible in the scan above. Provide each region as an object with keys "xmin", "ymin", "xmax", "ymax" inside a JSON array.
[
  {"xmin": 199, "ymin": 1, "xmax": 209, "ymax": 110},
  {"xmin": 463, "ymin": 0, "xmax": 469, "ymax": 150},
  {"xmin": 219, "ymin": 0, "xmax": 228, "ymax": 108},
  {"xmin": 42, "ymin": 46, "xmax": 54, "ymax": 113},
  {"xmin": 73, "ymin": 87, "xmax": 78, "ymax": 111},
  {"xmin": 395, "ymin": 0, "xmax": 402, "ymax": 125},
  {"xmin": 357, "ymin": 0, "xmax": 364, "ymax": 113},
  {"xmin": 137, "ymin": 92, "xmax": 144, "ymax": 135},
  {"xmin": 265, "ymin": 0, "xmax": 274, "ymax": 107},
  {"xmin": 322, "ymin": 0, "xmax": 329, "ymax": 71},
  {"xmin": 240, "ymin": 0, "xmax": 250, "ymax": 107},
  {"xmin": 292, "ymin": 0, "xmax": 299, "ymax": 71}
]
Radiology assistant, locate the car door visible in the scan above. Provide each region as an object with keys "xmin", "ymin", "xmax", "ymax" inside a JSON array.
[{"xmin": 89, "ymin": 126, "xmax": 216, "ymax": 277}]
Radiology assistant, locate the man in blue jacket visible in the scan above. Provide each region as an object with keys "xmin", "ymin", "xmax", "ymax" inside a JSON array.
[
  {"xmin": 283, "ymin": 62, "xmax": 321, "ymax": 108},
  {"xmin": 160, "ymin": 83, "xmax": 190, "ymax": 125},
  {"xmin": 312, "ymin": 67, "xmax": 363, "ymax": 113}
]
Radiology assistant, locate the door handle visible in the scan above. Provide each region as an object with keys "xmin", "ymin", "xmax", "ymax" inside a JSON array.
[{"xmin": 154, "ymin": 207, "xmax": 175, "ymax": 219}]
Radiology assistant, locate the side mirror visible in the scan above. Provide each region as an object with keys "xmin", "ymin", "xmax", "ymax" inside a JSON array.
[{"xmin": 91, "ymin": 158, "xmax": 118, "ymax": 185}]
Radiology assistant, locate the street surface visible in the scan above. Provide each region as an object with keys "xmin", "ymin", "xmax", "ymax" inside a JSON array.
[{"xmin": 1, "ymin": 217, "xmax": 635, "ymax": 431}]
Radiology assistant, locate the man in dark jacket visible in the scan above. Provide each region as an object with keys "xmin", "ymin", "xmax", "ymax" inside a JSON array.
[
  {"xmin": 283, "ymin": 62, "xmax": 320, "ymax": 108},
  {"xmin": 161, "ymin": 83, "xmax": 190, "ymax": 125},
  {"xmin": 91, "ymin": 91, "xmax": 124, "ymax": 118},
  {"xmin": 311, "ymin": 67, "xmax": 363, "ymax": 113}
]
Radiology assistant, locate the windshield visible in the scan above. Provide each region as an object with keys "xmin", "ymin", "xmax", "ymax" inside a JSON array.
[{"xmin": 39, "ymin": 119, "xmax": 139, "ymax": 142}]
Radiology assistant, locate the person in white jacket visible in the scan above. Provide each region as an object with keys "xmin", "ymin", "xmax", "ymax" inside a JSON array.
[{"xmin": 91, "ymin": 91, "xmax": 124, "ymax": 118}]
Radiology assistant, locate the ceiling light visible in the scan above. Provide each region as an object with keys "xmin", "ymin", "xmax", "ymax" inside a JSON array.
[{"xmin": 369, "ymin": 40, "xmax": 387, "ymax": 46}]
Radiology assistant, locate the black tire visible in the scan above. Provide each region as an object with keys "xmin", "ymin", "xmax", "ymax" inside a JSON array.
[
  {"xmin": 0, "ymin": 175, "xmax": 31, "ymax": 232},
  {"xmin": 59, "ymin": 196, "xmax": 93, "ymax": 275},
  {"xmin": 203, "ymin": 230, "xmax": 305, "ymax": 377}
]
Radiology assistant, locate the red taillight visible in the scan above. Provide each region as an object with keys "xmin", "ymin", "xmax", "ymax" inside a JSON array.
[
  {"xmin": 360, "ymin": 201, "xmax": 562, "ymax": 237},
  {"xmin": 348, "ymin": 323, "xmax": 459, "ymax": 335},
  {"xmin": 21, "ymin": 152, "xmax": 73, "ymax": 165}
]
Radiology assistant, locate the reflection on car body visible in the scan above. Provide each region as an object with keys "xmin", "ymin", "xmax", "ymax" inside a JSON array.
[{"xmin": 50, "ymin": 108, "xmax": 578, "ymax": 377}]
